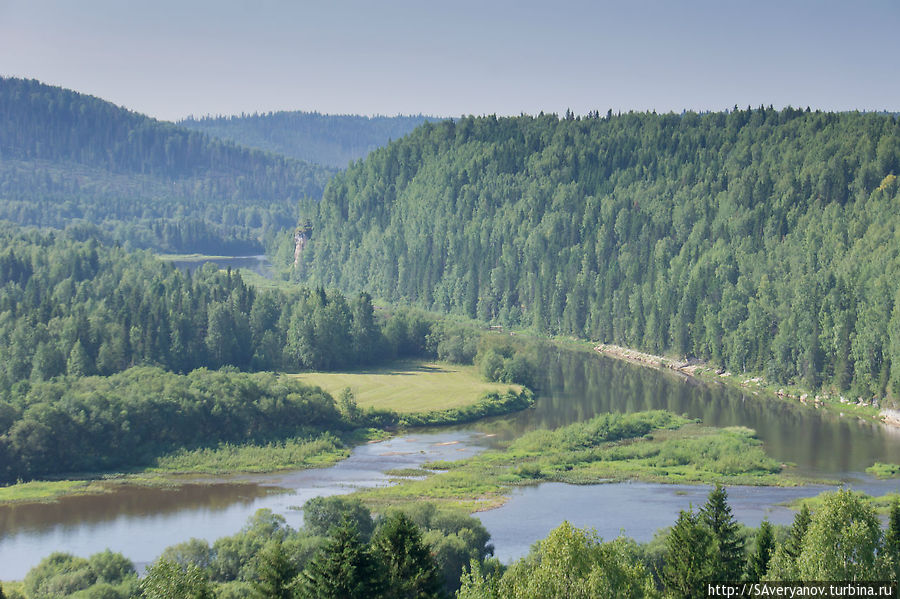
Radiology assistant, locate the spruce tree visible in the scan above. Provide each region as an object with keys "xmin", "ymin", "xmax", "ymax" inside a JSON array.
[
  {"xmin": 663, "ymin": 508, "xmax": 716, "ymax": 599},
  {"xmin": 783, "ymin": 503, "xmax": 811, "ymax": 560},
  {"xmin": 747, "ymin": 520, "xmax": 775, "ymax": 580},
  {"xmin": 701, "ymin": 485, "xmax": 745, "ymax": 580},
  {"xmin": 295, "ymin": 515, "xmax": 384, "ymax": 599},
  {"xmin": 371, "ymin": 512, "xmax": 443, "ymax": 599},
  {"xmin": 253, "ymin": 539, "xmax": 297, "ymax": 599}
]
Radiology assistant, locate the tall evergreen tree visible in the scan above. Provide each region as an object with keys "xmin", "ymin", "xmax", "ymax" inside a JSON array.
[
  {"xmin": 663, "ymin": 508, "xmax": 716, "ymax": 599},
  {"xmin": 371, "ymin": 512, "xmax": 443, "ymax": 599},
  {"xmin": 784, "ymin": 504, "xmax": 811, "ymax": 561},
  {"xmin": 295, "ymin": 516, "xmax": 385, "ymax": 599},
  {"xmin": 253, "ymin": 539, "xmax": 297, "ymax": 599},
  {"xmin": 747, "ymin": 519, "xmax": 775, "ymax": 580},
  {"xmin": 701, "ymin": 485, "xmax": 745, "ymax": 580}
]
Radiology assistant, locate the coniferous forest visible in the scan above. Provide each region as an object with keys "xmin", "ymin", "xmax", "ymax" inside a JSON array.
[
  {"xmin": 294, "ymin": 109, "xmax": 900, "ymax": 400},
  {"xmin": 3, "ymin": 71, "xmax": 900, "ymax": 595},
  {"xmin": 0, "ymin": 78, "xmax": 334, "ymax": 254},
  {"xmin": 0, "ymin": 225, "xmax": 525, "ymax": 482}
]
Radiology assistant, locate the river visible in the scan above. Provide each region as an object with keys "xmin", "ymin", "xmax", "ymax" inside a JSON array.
[{"xmin": 2, "ymin": 341, "xmax": 900, "ymax": 579}]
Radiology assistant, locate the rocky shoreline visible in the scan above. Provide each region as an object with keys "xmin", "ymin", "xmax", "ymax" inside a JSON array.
[{"xmin": 592, "ymin": 343, "xmax": 890, "ymax": 426}]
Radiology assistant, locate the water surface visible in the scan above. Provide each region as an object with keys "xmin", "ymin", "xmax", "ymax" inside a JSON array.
[{"xmin": 2, "ymin": 345, "xmax": 900, "ymax": 578}]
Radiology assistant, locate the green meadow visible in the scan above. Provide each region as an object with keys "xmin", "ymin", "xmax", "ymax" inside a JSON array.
[{"xmin": 290, "ymin": 361, "xmax": 522, "ymax": 413}]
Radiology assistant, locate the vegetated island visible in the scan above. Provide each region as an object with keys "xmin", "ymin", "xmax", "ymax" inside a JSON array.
[{"xmin": 356, "ymin": 410, "xmax": 813, "ymax": 513}]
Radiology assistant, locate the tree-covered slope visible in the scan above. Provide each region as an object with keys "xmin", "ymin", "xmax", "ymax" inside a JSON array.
[
  {"xmin": 0, "ymin": 78, "xmax": 335, "ymax": 253},
  {"xmin": 295, "ymin": 108, "xmax": 900, "ymax": 399},
  {"xmin": 180, "ymin": 111, "xmax": 433, "ymax": 168}
]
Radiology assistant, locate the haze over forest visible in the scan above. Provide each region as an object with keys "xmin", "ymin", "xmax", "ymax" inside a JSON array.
[{"xmin": 1, "ymin": 0, "xmax": 899, "ymax": 596}]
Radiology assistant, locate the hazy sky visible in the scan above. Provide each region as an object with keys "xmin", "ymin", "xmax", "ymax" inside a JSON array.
[{"xmin": 1, "ymin": 0, "xmax": 897, "ymax": 121}]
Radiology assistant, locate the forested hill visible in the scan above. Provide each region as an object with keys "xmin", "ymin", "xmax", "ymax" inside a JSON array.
[
  {"xmin": 180, "ymin": 111, "xmax": 432, "ymax": 168},
  {"xmin": 296, "ymin": 108, "xmax": 900, "ymax": 399},
  {"xmin": 0, "ymin": 77, "xmax": 334, "ymax": 253}
]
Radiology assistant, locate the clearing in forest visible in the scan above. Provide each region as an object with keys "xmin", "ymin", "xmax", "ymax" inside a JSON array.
[{"xmin": 289, "ymin": 361, "xmax": 521, "ymax": 413}]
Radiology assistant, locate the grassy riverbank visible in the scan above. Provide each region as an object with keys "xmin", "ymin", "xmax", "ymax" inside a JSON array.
[
  {"xmin": 0, "ymin": 479, "xmax": 111, "ymax": 504},
  {"xmin": 0, "ymin": 359, "xmax": 531, "ymax": 506},
  {"xmin": 0, "ymin": 432, "xmax": 352, "ymax": 505},
  {"xmin": 289, "ymin": 361, "xmax": 522, "ymax": 413},
  {"xmin": 145, "ymin": 432, "xmax": 350, "ymax": 475},
  {"xmin": 787, "ymin": 489, "xmax": 900, "ymax": 515},
  {"xmin": 357, "ymin": 410, "xmax": 806, "ymax": 511}
]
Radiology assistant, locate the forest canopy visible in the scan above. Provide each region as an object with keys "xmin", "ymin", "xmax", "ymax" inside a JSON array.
[
  {"xmin": 0, "ymin": 77, "xmax": 334, "ymax": 253},
  {"xmin": 294, "ymin": 108, "xmax": 900, "ymax": 400}
]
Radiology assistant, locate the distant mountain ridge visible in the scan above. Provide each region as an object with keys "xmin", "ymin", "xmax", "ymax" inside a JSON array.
[
  {"xmin": 0, "ymin": 77, "xmax": 335, "ymax": 253},
  {"xmin": 180, "ymin": 111, "xmax": 435, "ymax": 168}
]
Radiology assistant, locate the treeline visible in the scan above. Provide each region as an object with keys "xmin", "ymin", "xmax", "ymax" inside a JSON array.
[
  {"xmin": 460, "ymin": 487, "xmax": 898, "ymax": 597},
  {"xmin": 7, "ymin": 488, "xmax": 897, "ymax": 598},
  {"xmin": 9, "ymin": 498, "xmax": 493, "ymax": 599},
  {"xmin": 295, "ymin": 108, "xmax": 900, "ymax": 400},
  {"xmin": 0, "ymin": 227, "xmax": 389, "ymax": 387},
  {"xmin": 0, "ymin": 226, "xmax": 531, "ymax": 481},
  {"xmin": 0, "ymin": 365, "xmax": 531, "ymax": 482},
  {"xmin": 0, "ymin": 78, "xmax": 335, "ymax": 253},
  {"xmin": 0, "ymin": 367, "xmax": 342, "ymax": 481},
  {"xmin": 180, "ymin": 111, "xmax": 432, "ymax": 168}
]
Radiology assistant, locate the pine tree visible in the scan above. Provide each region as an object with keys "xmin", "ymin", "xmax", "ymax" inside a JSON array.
[
  {"xmin": 371, "ymin": 512, "xmax": 443, "ymax": 599},
  {"xmin": 663, "ymin": 508, "xmax": 716, "ymax": 599},
  {"xmin": 701, "ymin": 485, "xmax": 745, "ymax": 580},
  {"xmin": 747, "ymin": 519, "xmax": 775, "ymax": 580},
  {"xmin": 295, "ymin": 516, "xmax": 384, "ymax": 599}
]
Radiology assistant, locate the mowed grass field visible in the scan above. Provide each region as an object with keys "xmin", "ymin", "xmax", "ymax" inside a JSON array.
[{"xmin": 289, "ymin": 361, "xmax": 522, "ymax": 413}]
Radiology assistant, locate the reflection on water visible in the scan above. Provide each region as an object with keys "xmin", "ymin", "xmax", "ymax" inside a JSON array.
[
  {"xmin": 478, "ymin": 482, "xmax": 820, "ymax": 562},
  {"xmin": 2, "ymin": 345, "xmax": 900, "ymax": 578},
  {"xmin": 0, "ymin": 483, "xmax": 276, "ymax": 537},
  {"xmin": 474, "ymin": 347, "xmax": 900, "ymax": 476},
  {"xmin": 0, "ymin": 432, "xmax": 490, "ymax": 579}
]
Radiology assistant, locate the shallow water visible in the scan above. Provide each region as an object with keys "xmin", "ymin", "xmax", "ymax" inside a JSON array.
[
  {"xmin": 477, "ymin": 477, "xmax": 900, "ymax": 563},
  {"xmin": 0, "ymin": 431, "xmax": 490, "ymax": 578},
  {"xmin": 2, "ymin": 346, "xmax": 900, "ymax": 578}
]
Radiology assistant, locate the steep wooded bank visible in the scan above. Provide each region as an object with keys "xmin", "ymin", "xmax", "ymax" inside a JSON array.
[
  {"xmin": 180, "ymin": 111, "xmax": 432, "ymax": 168},
  {"xmin": 0, "ymin": 78, "xmax": 334, "ymax": 253},
  {"xmin": 294, "ymin": 108, "xmax": 900, "ymax": 400}
]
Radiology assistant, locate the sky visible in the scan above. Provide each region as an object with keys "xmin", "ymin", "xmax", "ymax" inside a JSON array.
[{"xmin": 0, "ymin": 0, "xmax": 898, "ymax": 122}]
